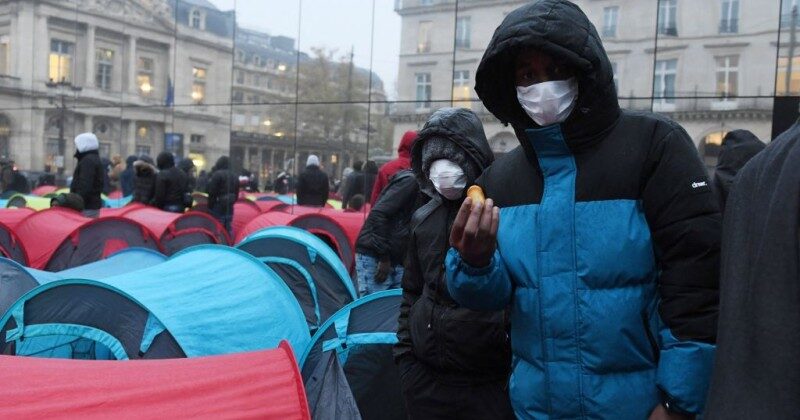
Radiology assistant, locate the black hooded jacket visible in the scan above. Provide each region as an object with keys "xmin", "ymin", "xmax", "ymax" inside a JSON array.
[
  {"xmin": 206, "ymin": 156, "xmax": 239, "ymax": 215},
  {"xmin": 296, "ymin": 165, "xmax": 330, "ymax": 207},
  {"xmin": 70, "ymin": 150, "xmax": 104, "ymax": 210},
  {"xmin": 451, "ymin": 1, "xmax": 721, "ymax": 415},
  {"xmin": 152, "ymin": 152, "xmax": 189, "ymax": 210},
  {"xmin": 705, "ymin": 124, "xmax": 800, "ymax": 419},
  {"xmin": 713, "ymin": 130, "xmax": 765, "ymax": 213},
  {"xmin": 394, "ymin": 108, "xmax": 510, "ymax": 382}
]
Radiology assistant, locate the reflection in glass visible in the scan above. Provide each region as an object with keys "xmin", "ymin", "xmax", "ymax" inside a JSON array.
[{"xmin": 658, "ymin": 0, "xmax": 678, "ymax": 36}]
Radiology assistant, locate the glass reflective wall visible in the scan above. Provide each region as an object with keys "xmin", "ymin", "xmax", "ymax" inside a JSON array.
[{"xmin": 0, "ymin": 0, "xmax": 788, "ymax": 197}]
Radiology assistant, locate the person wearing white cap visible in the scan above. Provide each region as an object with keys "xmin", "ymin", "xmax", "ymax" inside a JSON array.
[
  {"xmin": 296, "ymin": 154, "xmax": 329, "ymax": 207},
  {"xmin": 69, "ymin": 132, "xmax": 104, "ymax": 217}
]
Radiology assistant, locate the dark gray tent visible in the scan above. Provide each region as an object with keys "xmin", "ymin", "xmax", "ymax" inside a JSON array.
[{"xmin": 299, "ymin": 290, "xmax": 404, "ymax": 420}]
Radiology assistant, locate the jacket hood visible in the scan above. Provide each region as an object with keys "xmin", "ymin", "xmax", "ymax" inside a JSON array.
[
  {"xmin": 213, "ymin": 156, "xmax": 230, "ymax": 171},
  {"xmin": 177, "ymin": 158, "xmax": 195, "ymax": 173},
  {"xmin": 398, "ymin": 130, "xmax": 417, "ymax": 159},
  {"xmin": 156, "ymin": 152, "xmax": 175, "ymax": 170},
  {"xmin": 714, "ymin": 130, "xmax": 765, "ymax": 207},
  {"xmin": 125, "ymin": 155, "xmax": 138, "ymax": 166},
  {"xmin": 475, "ymin": 0, "xmax": 620, "ymax": 151},
  {"xmin": 411, "ymin": 108, "xmax": 494, "ymax": 198},
  {"xmin": 134, "ymin": 160, "xmax": 157, "ymax": 175},
  {"xmin": 74, "ymin": 132, "xmax": 99, "ymax": 153}
]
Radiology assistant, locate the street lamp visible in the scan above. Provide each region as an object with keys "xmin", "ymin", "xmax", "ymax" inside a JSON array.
[{"xmin": 45, "ymin": 80, "xmax": 82, "ymax": 175}]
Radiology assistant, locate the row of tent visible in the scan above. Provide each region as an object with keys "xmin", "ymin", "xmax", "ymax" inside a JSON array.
[
  {"xmin": 0, "ymin": 228, "xmax": 404, "ymax": 418},
  {"xmin": 0, "ymin": 198, "xmax": 365, "ymax": 272}
]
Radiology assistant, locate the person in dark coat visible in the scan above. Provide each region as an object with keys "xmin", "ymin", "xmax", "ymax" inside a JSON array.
[
  {"xmin": 70, "ymin": 132, "xmax": 104, "ymax": 217},
  {"xmin": 273, "ymin": 171, "xmax": 291, "ymax": 195},
  {"xmin": 120, "ymin": 155, "xmax": 138, "ymax": 197},
  {"xmin": 132, "ymin": 156, "xmax": 157, "ymax": 205},
  {"xmin": 712, "ymin": 130, "xmax": 765, "ymax": 213},
  {"xmin": 206, "ymin": 156, "xmax": 239, "ymax": 234},
  {"xmin": 339, "ymin": 161, "xmax": 362, "ymax": 206},
  {"xmin": 705, "ymin": 124, "xmax": 800, "ymax": 419},
  {"xmin": 296, "ymin": 155, "xmax": 329, "ymax": 207},
  {"xmin": 445, "ymin": 2, "xmax": 721, "ymax": 418},
  {"xmin": 363, "ymin": 161, "xmax": 378, "ymax": 199},
  {"xmin": 355, "ymin": 168, "xmax": 423, "ymax": 296},
  {"xmin": 370, "ymin": 131, "xmax": 416, "ymax": 204},
  {"xmin": 177, "ymin": 158, "xmax": 197, "ymax": 192},
  {"xmin": 395, "ymin": 108, "xmax": 513, "ymax": 420},
  {"xmin": 152, "ymin": 152, "xmax": 190, "ymax": 213}
]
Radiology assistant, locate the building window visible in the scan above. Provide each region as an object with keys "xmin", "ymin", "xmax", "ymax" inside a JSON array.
[
  {"xmin": 135, "ymin": 145, "xmax": 151, "ymax": 157},
  {"xmin": 417, "ymin": 21, "xmax": 432, "ymax": 53},
  {"xmin": 99, "ymin": 142, "xmax": 111, "ymax": 160},
  {"xmin": 657, "ymin": 0, "xmax": 678, "ymax": 36},
  {"xmin": 236, "ymin": 70, "xmax": 245, "ymax": 84},
  {"xmin": 232, "ymin": 91, "xmax": 244, "ymax": 102},
  {"xmin": 603, "ymin": 7, "xmax": 619, "ymax": 38},
  {"xmin": 715, "ymin": 55, "xmax": 738, "ymax": 99},
  {"xmin": 192, "ymin": 66, "xmax": 206, "ymax": 104},
  {"xmin": 419, "ymin": 0, "xmax": 433, "ymax": 5},
  {"xmin": 456, "ymin": 17, "xmax": 471, "ymax": 49},
  {"xmin": 654, "ymin": 59, "xmax": 677, "ymax": 104},
  {"xmin": 137, "ymin": 57, "xmax": 154, "ymax": 96},
  {"xmin": 720, "ymin": 0, "xmax": 739, "ymax": 33},
  {"xmin": 776, "ymin": 56, "xmax": 800, "ymax": 95},
  {"xmin": 190, "ymin": 9, "xmax": 203, "ymax": 29},
  {"xmin": 611, "ymin": 61, "xmax": 619, "ymax": 93},
  {"xmin": 453, "ymin": 70, "xmax": 471, "ymax": 108},
  {"xmin": 0, "ymin": 35, "xmax": 9, "ymax": 75},
  {"xmin": 232, "ymin": 113, "xmax": 246, "ymax": 126},
  {"xmin": 415, "ymin": 72, "xmax": 431, "ymax": 110},
  {"xmin": 95, "ymin": 48, "xmax": 114, "ymax": 90},
  {"xmin": 136, "ymin": 123, "xmax": 153, "ymax": 143},
  {"xmin": 49, "ymin": 39, "xmax": 74, "ymax": 83},
  {"xmin": 190, "ymin": 134, "xmax": 204, "ymax": 144}
]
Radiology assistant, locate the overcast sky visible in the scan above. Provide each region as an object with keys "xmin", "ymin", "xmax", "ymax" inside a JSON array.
[{"xmin": 209, "ymin": 0, "xmax": 402, "ymax": 100}]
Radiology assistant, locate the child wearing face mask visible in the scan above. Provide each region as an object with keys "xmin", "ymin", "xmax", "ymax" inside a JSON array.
[{"xmin": 394, "ymin": 107, "xmax": 514, "ymax": 420}]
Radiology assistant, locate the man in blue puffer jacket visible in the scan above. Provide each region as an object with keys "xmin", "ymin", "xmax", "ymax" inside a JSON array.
[{"xmin": 446, "ymin": 1, "xmax": 720, "ymax": 419}]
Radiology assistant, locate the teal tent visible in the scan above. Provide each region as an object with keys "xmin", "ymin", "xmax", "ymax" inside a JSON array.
[{"xmin": 0, "ymin": 245, "xmax": 309, "ymax": 360}]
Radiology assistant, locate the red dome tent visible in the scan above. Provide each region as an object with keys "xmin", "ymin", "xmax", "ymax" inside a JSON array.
[
  {"xmin": 320, "ymin": 209, "xmax": 365, "ymax": 251},
  {"xmin": 232, "ymin": 199, "xmax": 262, "ymax": 239},
  {"xmin": 290, "ymin": 213, "xmax": 356, "ymax": 273},
  {"xmin": 31, "ymin": 185, "xmax": 58, "ymax": 196},
  {"xmin": 236, "ymin": 211, "xmax": 299, "ymax": 244},
  {"xmin": 15, "ymin": 208, "xmax": 161, "ymax": 270},
  {"xmin": 0, "ymin": 208, "xmax": 35, "ymax": 265},
  {"xmin": 117, "ymin": 206, "xmax": 230, "ymax": 255},
  {"xmin": 0, "ymin": 207, "xmax": 36, "ymax": 229},
  {"xmin": 0, "ymin": 341, "xmax": 311, "ymax": 419}
]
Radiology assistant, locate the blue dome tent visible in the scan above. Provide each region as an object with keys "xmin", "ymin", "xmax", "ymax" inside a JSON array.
[
  {"xmin": 236, "ymin": 226, "xmax": 357, "ymax": 333},
  {"xmin": 0, "ymin": 248, "xmax": 167, "ymax": 317},
  {"xmin": 299, "ymin": 290, "xmax": 404, "ymax": 420},
  {"xmin": 0, "ymin": 245, "xmax": 309, "ymax": 360}
]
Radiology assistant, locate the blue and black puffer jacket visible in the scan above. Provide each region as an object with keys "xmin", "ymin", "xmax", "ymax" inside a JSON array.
[{"xmin": 446, "ymin": 1, "xmax": 721, "ymax": 418}]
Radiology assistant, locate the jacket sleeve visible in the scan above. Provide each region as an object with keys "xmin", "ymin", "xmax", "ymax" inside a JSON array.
[
  {"xmin": 445, "ymin": 248, "xmax": 512, "ymax": 311},
  {"xmin": 70, "ymin": 160, "xmax": 92, "ymax": 198},
  {"xmin": 395, "ymin": 229, "xmax": 422, "ymax": 361},
  {"xmin": 206, "ymin": 173, "xmax": 219, "ymax": 209},
  {"xmin": 641, "ymin": 124, "xmax": 721, "ymax": 414},
  {"xmin": 365, "ymin": 175, "xmax": 417, "ymax": 259}
]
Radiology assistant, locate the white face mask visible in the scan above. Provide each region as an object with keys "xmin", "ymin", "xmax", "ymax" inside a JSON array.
[
  {"xmin": 516, "ymin": 78, "xmax": 578, "ymax": 126},
  {"xmin": 429, "ymin": 159, "xmax": 466, "ymax": 201}
]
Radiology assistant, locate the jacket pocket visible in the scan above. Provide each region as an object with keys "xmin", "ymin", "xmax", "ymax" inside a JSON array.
[
  {"xmin": 408, "ymin": 296, "xmax": 438, "ymax": 364},
  {"xmin": 641, "ymin": 310, "xmax": 660, "ymax": 365}
]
